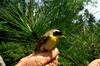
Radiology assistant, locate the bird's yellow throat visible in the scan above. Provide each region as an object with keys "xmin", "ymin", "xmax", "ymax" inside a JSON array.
[{"xmin": 44, "ymin": 35, "xmax": 60, "ymax": 50}]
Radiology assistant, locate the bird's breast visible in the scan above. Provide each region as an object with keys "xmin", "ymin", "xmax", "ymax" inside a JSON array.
[{"xmin": 43, "ymin": 37, "xmax": 58, "ymax": 50}]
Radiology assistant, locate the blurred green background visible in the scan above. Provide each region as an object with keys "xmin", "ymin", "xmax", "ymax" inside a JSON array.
[{"xmin": 0, "ymin": 0, "xmax": 100, "ymax": 66}]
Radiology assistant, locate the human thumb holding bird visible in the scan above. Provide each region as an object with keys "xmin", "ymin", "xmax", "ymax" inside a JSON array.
[{"xmin": 15, "ymin": 48, "xmax": 59, "ymax": 66}]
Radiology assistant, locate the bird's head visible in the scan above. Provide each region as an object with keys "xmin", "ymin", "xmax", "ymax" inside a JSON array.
[{"xmin": 45, "ymin": 29, "xmax": 64, "ymax": 40}]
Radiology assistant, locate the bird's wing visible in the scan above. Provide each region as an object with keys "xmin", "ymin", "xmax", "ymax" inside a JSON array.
[{"xmin": 34, "ymin": 35, "xmax": 49, "ymax": 52}]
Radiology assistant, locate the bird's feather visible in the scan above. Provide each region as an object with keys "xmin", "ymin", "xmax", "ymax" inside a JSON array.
[{"xmin": 34, "ymin": 35, "xmax": 49, "ymax": 52}]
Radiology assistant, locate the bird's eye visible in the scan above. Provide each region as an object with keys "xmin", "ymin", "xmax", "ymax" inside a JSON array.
[{"xmin": 53, "ymin": 31, "xmax": 62, "ymax": 36}]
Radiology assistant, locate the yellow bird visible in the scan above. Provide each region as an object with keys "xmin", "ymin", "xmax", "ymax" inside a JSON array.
[{"xmin": 35, "ymin": 29, "xmax": 64, "ymax": 52}]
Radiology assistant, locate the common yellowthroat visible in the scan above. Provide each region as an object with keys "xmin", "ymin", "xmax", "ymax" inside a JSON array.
[{"xmin": 35, "ymin": 29, "xmax": 64, "ymax": 52}]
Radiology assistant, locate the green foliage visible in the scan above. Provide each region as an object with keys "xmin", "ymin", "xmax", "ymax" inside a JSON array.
[
  {"xmin": 0, "ymin": 42, "xmax": 34, "ymax": 66},
  {"xmin": 0, "ymin": 0, "xmax": 40, "ymax": 43},
  {"xmin": 0, "ymin": 0, "xmax": 100, "ymax": 66}
]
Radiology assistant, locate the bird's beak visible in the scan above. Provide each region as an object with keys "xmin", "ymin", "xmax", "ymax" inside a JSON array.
[{"xmin": 61, "ymin": 35, "xmax": 66, "ymax": 38}]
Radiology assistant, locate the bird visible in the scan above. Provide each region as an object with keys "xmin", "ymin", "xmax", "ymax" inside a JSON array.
[{"xmin": 35, "ymin": 29, "xmax": 64, "ymax": 52}]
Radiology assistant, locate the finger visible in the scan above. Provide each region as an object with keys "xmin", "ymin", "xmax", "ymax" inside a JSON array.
[
  {"xmin": 45, "ymin": 56, "xmax": 59, "ymax": 66},
  {"xmin": 16, "ymin": 48, "xmax": 59, "ymax": 66},
  {"xmin": 15, "ymin": 56, "xmax": 38, "ymax": 66},
  {"xmin": 45, "ymin": 60, "xmax": 58, "ymax": 66},
  {"xmin": 88, "ymin": 59, "xmax": 100, "ymax": 66},
  {"xmin": 33, "ymin": 48, "xmax": 59, "ymax": 66}
]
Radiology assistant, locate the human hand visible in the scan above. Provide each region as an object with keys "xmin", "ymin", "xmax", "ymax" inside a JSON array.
[
  {"xmin": 15, "ymin": 48, "xmax": 59, "ymax": 66},
  {"xmin": 88, "ymin": 59, "xmax": 100, "ymax": 66}
]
